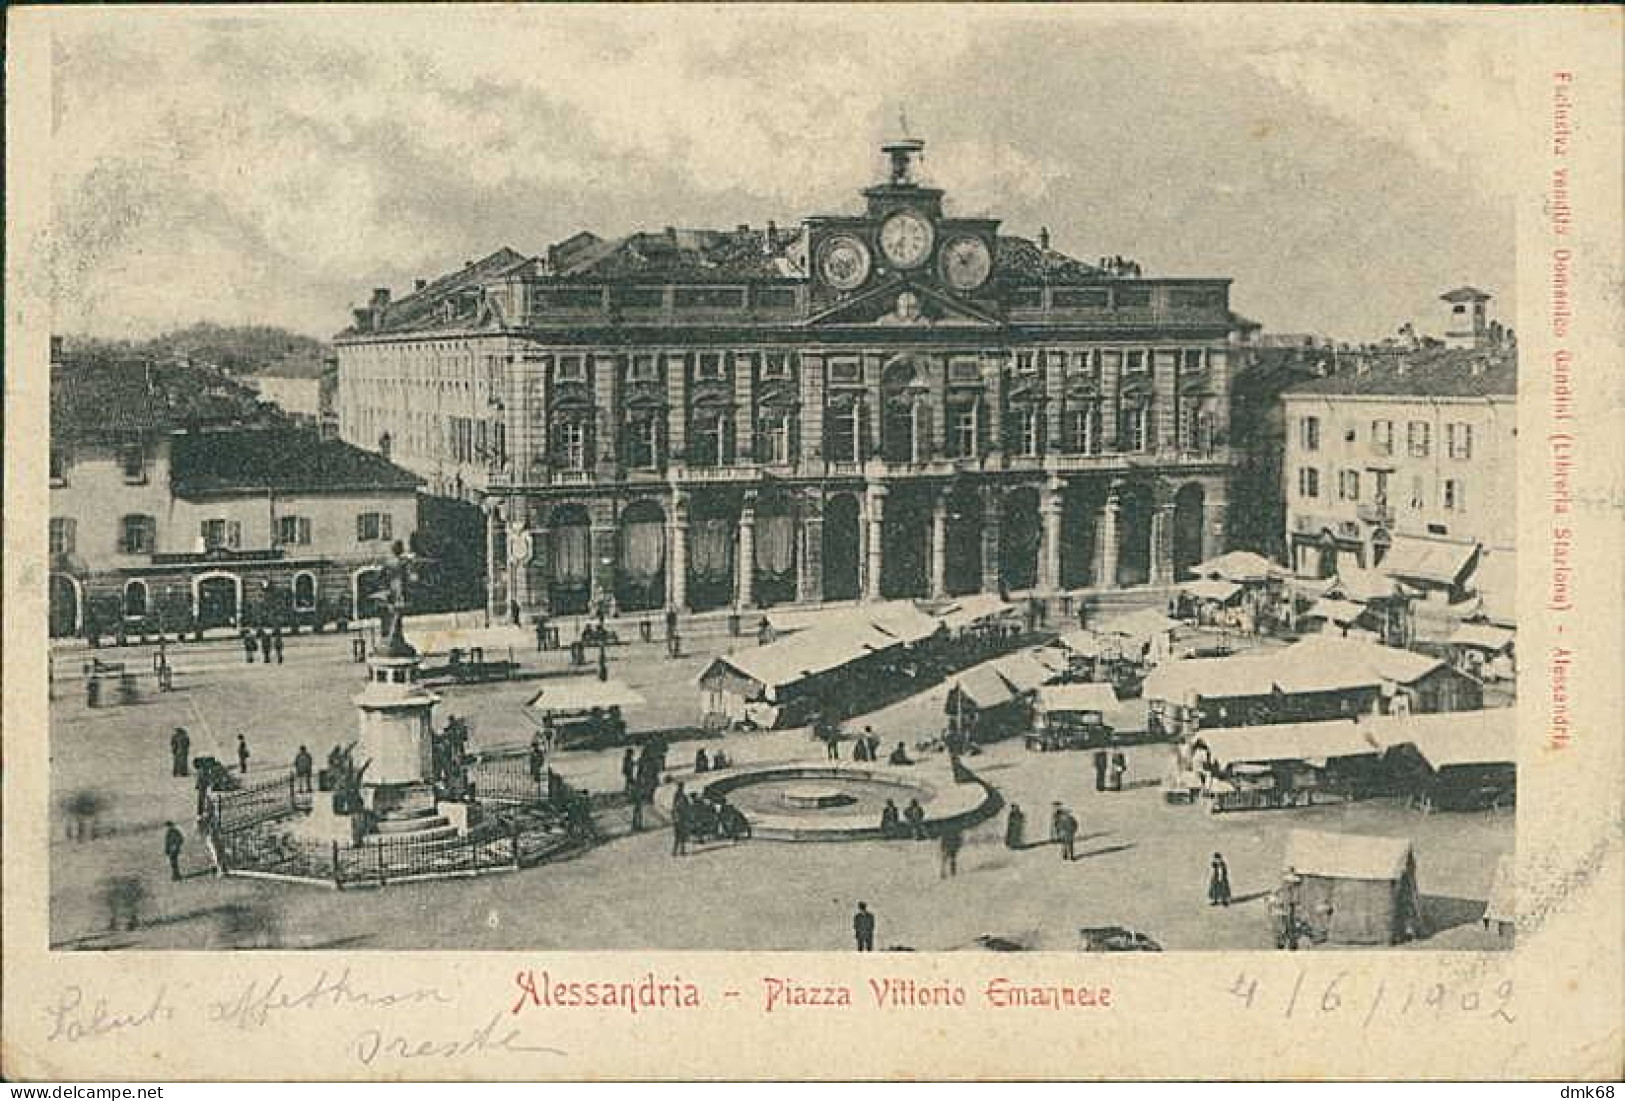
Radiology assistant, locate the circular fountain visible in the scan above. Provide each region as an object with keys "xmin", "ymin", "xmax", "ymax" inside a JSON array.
[{"xmin": 699, "ymin": 763, "xmax": 1001, "ymax": 842}]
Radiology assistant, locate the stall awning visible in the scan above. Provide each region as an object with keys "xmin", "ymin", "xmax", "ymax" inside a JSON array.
[
  {"xmin": 990, "ymin": 650, "xmax": 1059, "ymax": 694},
  {"xmin": 1271, "ymin": 636, "xmax": 1442, "ymax": 694},
  {"xmin": 1036, "ymin": 683, "xmax": 1119, "ymax": 715},
  {"xmin": 1192, "ymin": 550, "xmax": 1285, "ymax": 583},
  {"xmin": 1305, "ymin": 598, "xmax": 1369, "ymax": 626},
  {"xmin": 1099, "ymin": 608, "xmax": 1180, "ymax": 641},
  {"xmin": 526, "ymin": 677, "xmax": 646, "ymax": 715},
  {"xmin": 766, "ymin": 600, "xmax": 940, "ymax": 645},
  {"xmin": 1380, "ymin": 536, "xmax": 1478, "ymax": 587},
  {"xmin": 1369, "ymin": 708, "xmax": 1515, "ymax": 769},
  {"xmin": 1284, "ymin": 829, "xmax": 1414, "ymax": 882},
  {"xmin": 1196, "ymin": 720, "xmax": 1379, "ymax": 767},
  {"xmin": 1329, "ymin": 567, "xmax": 1402, "ymax": 603},
  {"xmin": 1181, "ymin": 578, "xmax": 1243, "ymax": 603},
  {"xmin": 1142, "ymin": 653, "xmax": 1281, "ymax": 705},
  {"xmin": 1448, "ymin": 622, "xmax": 1515, "ymax": 653},
  {"xmin": 1054, "ymin": 628, "xmax": 1106, "ymax": 658},
  {"xmin": 953, "ymin": 664, "xmax": 1019, "ymax": 709},
  {"xmin": 936, "ymin": 593, "xmax": 1017, "ymax": 632},
  {"xmin": 409, "ymin": 623, "xmax": 529, "ymax": 656},
  {"xmin": 1472, "ymin": 549, "xmax": 1517, "ymax": 627}
]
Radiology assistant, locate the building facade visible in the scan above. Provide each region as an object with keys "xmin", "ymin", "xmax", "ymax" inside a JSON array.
[
  {"xmin": 1279, "ymin": 341, "xmax": 1516, "ymax": 608},
  {"xmin": 50, "ymin": 353, "xmax": 421, "ymax": 638},
  {"xmin": 336, "ymin": 139, "xmax": 1251, "ymax": 619}
]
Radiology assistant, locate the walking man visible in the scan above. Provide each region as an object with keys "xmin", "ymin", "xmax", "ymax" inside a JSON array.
[
  {"xmin": 621, "ymin": 747, "xmax": 638, "ymax": 795},
  {"xmin": 257, "ymin": 627, "xmax": 272, "ymax": 664},
  {"xmin": 1057, "ymin": 805, "xmax": 1078, "ymax": 861},
  {"xmin": 293, "ymin": 745, "xmax": 314, "ymax": 793},
  {"xmin": 1092, "ymin": 748, "xmax": 1108, "ymax": 792},
  {"xmin": 853, "ymin": 902, "xmax": 876, "ymax": 952},
  {"xmin": 1208, "ymin": 852, "xmax": 1233, "ymax": 907},
  {"xmin": 163, "ymin": 821, "xmax": 185, "ymax": 881},
  {"xmin": 236, "ymin": 733, "xmax": 251, "ymax": 776},
  {"xmin": 272, "ymin": 626, "xmax": 284, "ymax": 664},
  {"xmin": 242, "ymin": 631, "xmax": 257, "ymax": 664},
  {"xmin": 671, "ymin": 783, "xmax": 691, "ymax": 857},
  {"xmin": 939, "ymin": 829, "xmax": 962, "ymax": 879},
  {"xmin": 170, "ymin": 726, "xmax": 191, "ymax": 778}
]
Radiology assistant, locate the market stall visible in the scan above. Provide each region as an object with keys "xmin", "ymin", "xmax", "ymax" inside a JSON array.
[
  {"xmin": 1027, "ymin": 683, "xmax": 1119, "ymax": 751},
  {"xmin": 525, "ymin": 677, "xmax": 646, "ymax": 749},
  {"xmin": 1193, "ymin": 720, "xmax": 1381, "ymax": 812},
  {"xmin": 1281, "ymin": 829, "xmax": 1424, "ymax": 945}
]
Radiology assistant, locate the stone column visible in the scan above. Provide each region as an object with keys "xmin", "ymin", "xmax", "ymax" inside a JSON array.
[
  {"xmin": 668, "ymin": 493, "xmax": 689, "ymax": 612},
  {"xmin": 736, "ymin": 495, "xmax": 757, "ymax": 609},
  {"xmin": 1095, "ymin": 486, "xmax": 1121, "ymax": 590},
  {"xmin": 980, "ymin": 489, "xmax": 1004, "ymax": 595},
  {"xmin": 1040, "ymin": 476, "xmax": 1064, "ymax": 593},
  {"xmin": 930, "ymin": 490, "xmax": 948, "ymax": 599},
  {"xmin": 1149, "ymin": 502, "xmax": 1176, "ymax": 585},
  {"xmin": 798, "ymin": 490, "xmax": 824, "ymax": 605},
  {"xmin": 864, "ymin": 482, "xmax": 886, "ymax": 602}
]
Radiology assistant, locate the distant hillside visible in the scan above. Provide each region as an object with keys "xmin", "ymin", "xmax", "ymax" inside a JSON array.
[{"xmin": 63, "ymin": 323, "xmax": 329, "ymax": 375}]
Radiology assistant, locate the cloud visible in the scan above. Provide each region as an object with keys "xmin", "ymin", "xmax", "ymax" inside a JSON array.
[{"xmin": 44, "ymin": 7, "xmax": 1515, "ymax": 341}]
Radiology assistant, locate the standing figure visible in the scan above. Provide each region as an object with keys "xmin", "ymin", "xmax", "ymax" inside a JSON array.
[
  {"xmin": 170, "ymin": 726, "xmax": 191, "ymax": 778},
  {"xmin": 938, "ymin": 829, "xmax": 962, "ymax": 878},
  {"xmin": 1004, "ymin": 803, "xmax": 1026, "ymax": 850},
  {"xmin": 163, "ymin": 821, "xmax": 185, "ymax": 880},
  {"xmin": 1092, "ymin": 748, "xmax": 1108, "ymax": 792},
  {"xmin": 621, "ymin": 747, "xmax": 637, "ymax": 794},
  {"xmin": 671, "ymin": 783, "xmax": 691, "ymax": 857},
  {"xmin": 272, "ymin": 627, "xmax": 284, "ymax": 664},
  {"xmin": 293, "ymin": 745, "xmax": 314, "ymax": 793},
  {"xmin": 879, "ymin": 799, "xmax": 901, "ymax": 838},
  {"xmin": 510, "ymin": 599, "xmax": 522, "ymax": 627},
  {"xmin": 257, "ymin": 627, "xmax": 272, "ymax": 664},
  {"xmin": 236, "ymin": 733, "xmax": 251, "ymax": 776},
  {"xmin": 853, "ymin": 902, "xmax": 876, "ymax": 952},
  {"xmin": 242, "ymin": 631, "xmax": 257, "ymax": 664},
  {"xmin": 1056, "ymin": 806, "xmax": 1078, "ymax": 861},
  {"xmin": 1208, "ymin": 852, "xmax": 1233, "ymax": 907},
  {"xmin": 1109, "ymin": 750, "xmax": 1127, "ymax": 792}
]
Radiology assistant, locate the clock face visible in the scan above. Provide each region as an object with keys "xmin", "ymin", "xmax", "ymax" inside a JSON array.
[
  {"xmin": 879, "ymin": 209, "xmax": 935, "ymax": 269},
  {"xmin": 817, "ymin": 235, "xmax": 872, "ymax": 291},
  {"xmin": 940, "ymin": 235, "xmax": 993, "ymax": 291}
]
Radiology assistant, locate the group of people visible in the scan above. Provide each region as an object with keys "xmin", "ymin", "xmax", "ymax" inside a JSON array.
[
  {"xmin": 1092, "ymin": 748, "xmax": 1129, "ymax": 792},
  {"xmin": 877, "ymin": 797, "xmax": 928, "ymax": 840},
  {"xmin": 670, "ymin": 781, "xmax": 749, "ymax": 854},
  {"xmin": 239, "ymin": 626, "xmax": 286, "ymax": 665},
  {"xmin": 620, "ymin": 736, "xmax": 671, "ymax": 832}
]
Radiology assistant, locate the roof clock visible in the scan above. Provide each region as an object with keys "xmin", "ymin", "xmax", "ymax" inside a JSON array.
[
  {"xmin": 939, "ymin": 234, "xmax": 992, "ymax": 292},
  {"xmin": 879, "ymin": 208, "xmax": 935, "ymax": 270},
  {"xmin": 817, "ymin": 234, "xmax": 873, "ymax": 292}
]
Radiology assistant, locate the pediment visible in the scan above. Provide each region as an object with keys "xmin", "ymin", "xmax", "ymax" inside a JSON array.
[{"xmin": 806, "ymin": 278, "xmax": 1002, "ymax": 329}]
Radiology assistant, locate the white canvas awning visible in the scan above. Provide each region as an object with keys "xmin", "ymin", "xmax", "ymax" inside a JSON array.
[
  {"xmin": 1448, "ymin": 622, "xmax": 1515, "ymax": 653},
  {"xmin": 1099, "ymin": 608, "xmax": 1180, "ymax": 640},
  {"xmin": 1380, "ymin": 536, "xmax": 1478, "ymax": 587},
  {"xmin": 1330, "ymin": 568, "xmax": 1402, "ymax": 603},
  {"xmin": 1305, "ymin": 598, "xmax": 1369, "ymax": 626},
  {"xmin": 1181, "ymin": 578, "xmax": 1243, "ymax": 603},
  {"xmin": 1368, "ymin": 708, "xmax": 1515, "ymax": 769},
  {"xmin": 1192, "ymin": 550, "xmax": 1284, "ymax": 583},
  {"xmin": 526, "ymin": 677, "xmax": 646, "ymax": 715},
  {"xmin": 936, "ymin": 593, "xmax": 1017, "ymax": 632},
  {"xmin": 1196, "ymin": 720, "xmax": 1379, "ymax": 768},
  {"xmin": 1036, "ymin": 683, "xmax": 1119, "ymax": 715},
  {"xmin": 1284, "ymin": 829, "xmax": 1414, "ymax": 882},
  {"xmin": 1053, "ymin": 628, "xmax": 1106, "ymax": 657}
]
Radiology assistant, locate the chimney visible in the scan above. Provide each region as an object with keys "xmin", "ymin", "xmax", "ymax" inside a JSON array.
[
  {"xmin": 352, "ymin": 307, "xmax": 374, "ymax": 333},
  {"xmin": 369, "ymin": 287, "xmax": 391, "ymax": 310},
  {"xmin": 50, "ymin": 335, "xmax": 64, "ymax": 363},
  {"xmin": 765, "ymin": 220, "xmax": 778, "ymax": 255},
  {"xmin": 415, "ymin": 278, "xmax": 428, "ymax": 292},
  {"xmin": 1038, "ymin": 227, "xmax": 1051, "ymax": 250},
  {"xmin": 737, "ymin": 224, "xmax": 751, "ymax": 235}
]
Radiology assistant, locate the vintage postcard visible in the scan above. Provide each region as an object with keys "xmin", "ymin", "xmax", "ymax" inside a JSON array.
[{"xmin": 4, "ymin": 3, "xmax": 1621, "ymax": 1081}]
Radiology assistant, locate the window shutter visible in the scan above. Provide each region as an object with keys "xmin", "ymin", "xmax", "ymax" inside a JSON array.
[
  {"xmin": 299, "ymin": 517, "xmax": 311, "ymax": 545},
  {"xmin": 357, "ymin": 514, "xmax": 367, "ymax": 542},
  {"xmin": 228, "ymin": 521, "xmax": 242, "ymax": 549},
  {"xmin": 381, "ymin": 514, "xmax": 393, "ymax": 541}
]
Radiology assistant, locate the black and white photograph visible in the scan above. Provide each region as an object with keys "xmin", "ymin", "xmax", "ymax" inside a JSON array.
[{"xmin": 7, "ymin": 2, "xmax": 1621, "ymax": 1083}]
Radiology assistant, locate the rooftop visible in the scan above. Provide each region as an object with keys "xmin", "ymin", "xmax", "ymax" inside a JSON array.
[
  {"xmin": 1282, "ymin": 345, "xmax": 1516, "ymax": 399},
  {"xmin": 169, "ymin": 427, "xmax": 422, "ymax": 497},
  {"xmin": 52, "ymin": 355, "xmax": 284, "ymax": 441}
]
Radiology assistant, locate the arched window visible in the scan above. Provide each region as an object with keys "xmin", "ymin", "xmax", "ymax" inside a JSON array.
[
  {"xmin": 123, "ymin": 579, "xmax": 149, "ymax": 620},
  {"xmin": 293, "ymin": 571, "xmax": 318, "ymax": 611}
]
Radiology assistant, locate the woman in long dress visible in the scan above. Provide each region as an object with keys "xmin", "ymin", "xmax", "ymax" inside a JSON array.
[{"xmin": 1208, "ymin": 852, "xmax": 1233, "ymax": 907}]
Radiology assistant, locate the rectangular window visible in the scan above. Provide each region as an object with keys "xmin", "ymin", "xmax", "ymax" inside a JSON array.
[
  {"xmin": 119, "ymin": 442, "xmax": 147, "ymax": 483},
  {"xmin": 277, "ymin": 515, "xmax": 312, "ymax": 546},
  {"xmin": 1447, "ymin": 422, "xmax": 1473, "ymax": 460},
  {"xmin": 556, "ymin": 355, "xmax": 586, "ymax": 383},
  {"xmin": 1300, "ymin": 416, "xmax": 1321, "ymax": 452},
  {"xmin": 1017, "ymin": 409, "xmax": 1040, "ymax": 456},
  {"xmin": 1123, "ymin": 350, "xmax": 1148, "ymax": 378},
  {"xmin": 1338, "ymin": 470, "xmax": 1361, "ymax": 501},
  {"xmin": 1015, "ymin": 351, "xmax": 1038, "ymax": 376},
  {"xmin": 627, "ymin": 354, "xmax": 659, "ymax": 383},
  {"xmin": 557, "ymin": 420, "xmax": 587, "ymax": 471},
  {"xmin": 761, "ymin": 352, "xmax": 790, "ymax": 380},
  {"xmin": 1409, "ymin": 475, "xmax": 1426, "ymax": 510},
  {"xmin": 1051, "ymin": 288, "xmax": 1109, "ymax": 309},
  {"xmin": 673, "ymin": 286, "xmax": 746, "ymax": 310},
  {"xmin": 1407, "ymin": 420, "xmax": 1430, "ymax": 458},
  {"xmin": 1115, "ymin": 286, "xmax": 1153, "ymax": 309},
  {"xmin": 949, "ymin": 406, "xmax": 978, "ymax": 458},
  {"xmin": 694, "ymin": 353, "xmax": 724, "ymax": 381},
  {"xmin": 828, "ymin": 356, "xmax": 862, "ymax": 386},
  {"xmin": 1066, "ymin": 405, "xmax": 1100, "ymax": 454},
  {"xmin": 948, "ymin": 356, "xmax": 981, "ymax": 384},
  {"xmin": 50, "ymin": 448, "xmax": 68, "ymax": 484},
  {"xmin": 610, "ymin": 286, "xmax": 663, "ymax": 310},
  {"xmin": 626, "ymin": 415, "xmax": 661, "ymax": 469},
  {"xmin": 1370, "ymin": 419, "xmax": 1394, "ymax": 456},
  {"xmin": 1298, "ymin": 467, "xmax": 1320, "ymax": 499},
  {"xmin": 122, "ymin": 515, "xmax": 156, "ymax": 554},
  {"xmin": 828, "ymin": 402, "xmax": 864, "ymax": 463},
  {"xmin": 1183, "ymin": 348, "xmax": 1205, "ymax": 373},
  {"xmin": 1443, "ymin": 479, "xmax": 1465, "ymax": 512},
  {"xmin": 202, "ymin": 519, "xmax": 242, "ymax": 550},
  {"xmin": 1120, "ymin": 400, "xmax": 1151, "ymax": 452},
  {"xmin": 49, "ymin": 517, "xmax": 76, "ymax": 556},
  {"xmin": 759, "ymin": 412, "xmax": 793, "ymax": 464},
  {"xmin": 690, "ymin": 411, "xmax": 725, "ymax": 466}
]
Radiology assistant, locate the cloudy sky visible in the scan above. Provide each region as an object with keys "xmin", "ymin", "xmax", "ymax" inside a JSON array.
[{"xmin": 44, "ymin": 6, "xmax": 1518, "ymax": 342}]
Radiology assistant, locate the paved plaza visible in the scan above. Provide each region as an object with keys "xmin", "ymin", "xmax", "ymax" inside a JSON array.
[{"xmin": 49, "ymin": 621, "xmax": 1513, "ymax": 952}]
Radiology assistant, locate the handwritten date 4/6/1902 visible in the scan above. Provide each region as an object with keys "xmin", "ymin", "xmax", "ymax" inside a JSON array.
[
  {"xmin": 1229, "ymin": 970, "xmax": 1515, "ymax": 1026},
  {"xmin": 353, "ymin": 1011, "xmax": 563, "ymax": 1065}
]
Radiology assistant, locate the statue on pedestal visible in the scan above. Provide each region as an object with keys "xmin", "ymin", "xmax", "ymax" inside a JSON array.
[{"xmin": 366, "ymin": 541, "xmax": 420, "ymax": 654}]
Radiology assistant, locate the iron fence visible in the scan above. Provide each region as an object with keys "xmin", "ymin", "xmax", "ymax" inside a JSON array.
[{"xmin": 212, "ymin": 771, "xmax": 300, "ymax": 832}]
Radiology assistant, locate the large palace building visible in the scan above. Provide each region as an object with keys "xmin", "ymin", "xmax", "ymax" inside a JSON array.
[{"xmin": 336, "ymin": 139, "xmax": 1252, "ymax": 619}]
